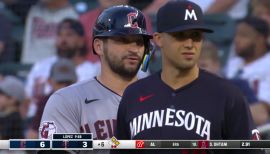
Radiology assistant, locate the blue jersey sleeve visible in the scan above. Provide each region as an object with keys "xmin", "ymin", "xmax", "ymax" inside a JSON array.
[
  {"xmin": 115, "ymin": 92, "xmax": 131, "ymax": 140},
  {"xmin": 223, "ymin": 85, "xmax": 257, "ymax": 140}
]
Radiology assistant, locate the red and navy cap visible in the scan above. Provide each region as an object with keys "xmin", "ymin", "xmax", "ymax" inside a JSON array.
[{"xmin": 157, "ymin": 0, "xmax": 213, "ymax": 33}]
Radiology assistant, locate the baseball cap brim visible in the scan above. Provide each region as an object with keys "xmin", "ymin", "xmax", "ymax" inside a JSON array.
[{"xmin": 161, "ymin": 24, "xmax": 213, "ymax": 33}]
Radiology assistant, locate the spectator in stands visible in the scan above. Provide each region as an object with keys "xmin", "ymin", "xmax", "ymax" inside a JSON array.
[
  {"xmin": 79, "ymin": 0, "xmax": 153, "ymax": 63},
  {"xmin": 142, "ymin": 0, "xmax": 167, "ymax": 15},
  {"xmin": 25, "ymin": 18, "xmax": 100, "ymax": 124},
  {"xmin": 199, "ymin": 40, "xmax": 269, "ymax": 126},
  {"xmin": 225, "ymin": 17, "xmax": 270, "ymax": 125},
  {"xmin": 1, "ymin": 0, "xmax": 38, "ymax": 22},
  {"xmin": 27, "ymin": 58, "xmax": 77, "ymax": 139},
  {"xmin": 204, "ymin": 0, "xmax": 250, "ymax": 20},
  {"xmin": 0, "ymin": 13, "xmax": 14, "ymax": 63},
  {"xmin": 21, "ymin": 0, "xmax": 78, "ymax": 64},
  {"xmin": 189, "ymin": 0, "xmax": 251, "ymax": 66},
  {"xmin": 0, "ymin": 76, "xmax": 25, "ymax": 139},
  {"xmin": 251, "ymin": 0, "xmax": 270, "ymax": 45},
  {"xmin": 225, "ymin": 17, "xmax": 270, "ymax": 101}
]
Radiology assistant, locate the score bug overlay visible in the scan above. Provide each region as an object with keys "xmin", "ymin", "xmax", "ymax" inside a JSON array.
[{"xmin": 9, "ymin": 140, "xmax": 50, "ymax": 150}]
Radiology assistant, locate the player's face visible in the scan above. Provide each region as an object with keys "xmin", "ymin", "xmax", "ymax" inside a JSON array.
[
  {"xmin": 154, "ymin": 30, "xmax": 203, "ymax": 70},
  {"xmin": 234, "ymin": 23, "xmax": 257, "ymax": 58},
  {"xmin": 0, "ymin": 93, "xmax": 12, "ymax": 112},
  {"xmin": 103, "ymin": 35, "xmax": 145, "ymax": 79},
  {"xmin": 56, "ymin": 27, "xmax": 84, "ymax": 58}
]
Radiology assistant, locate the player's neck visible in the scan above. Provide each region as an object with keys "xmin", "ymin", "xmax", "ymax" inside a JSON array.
[
  {"xmin": 97, "ymin": 66, "xmax": 138, "ymax": 96},
  {"xmin": 71, "ymin": 54, "xmax": 86, "ymax": 66},
  {"xmin": 161, "ymin": 65, "xmax": 199, "ymax": 90}
]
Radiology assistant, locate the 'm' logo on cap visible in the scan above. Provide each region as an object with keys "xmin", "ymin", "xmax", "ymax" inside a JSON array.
[{"xmin": 184, "ymin": 8, "xmax": 197, "ymax": 21}]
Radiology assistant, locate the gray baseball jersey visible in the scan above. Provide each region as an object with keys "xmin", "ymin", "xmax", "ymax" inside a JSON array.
[{"xmin": 39, "ymin": 77, "xmax": 121, "ymax": 154}]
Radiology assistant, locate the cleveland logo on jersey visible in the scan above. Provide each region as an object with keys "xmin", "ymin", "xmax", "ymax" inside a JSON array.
[
  {"xmin": 129, "ymin": 108, "xmax": 211, "ymax": 139},
  {"xmin": 39, "ymin": 121, "xmax": 57, "ymax": 139}
]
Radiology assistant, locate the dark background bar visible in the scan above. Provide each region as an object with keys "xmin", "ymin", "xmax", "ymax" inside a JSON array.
[
  {"xmin": 161, "ymin": 141, "xmax": 191, "ymax": 148},
  {"xmin": 241, "ymin": 141, "xmax": 270, "ymax": 149},
  {"xmin": 52, "ymin": 140, "xmax": 92, "ymax": 149},
  {"xmin": 10, "ymin": 140, "xmax": 50, "ymax": 149},
  {"xmin": 144, "ymin": 141, "xmax": 161, "ymax": 148},
  {"xmin": 53, "ymin": 133, "xmax": 92, "ymax": 140},
  {"xmin": 209, "ymin": 141, "xmax": 240, "ymax": 149}
]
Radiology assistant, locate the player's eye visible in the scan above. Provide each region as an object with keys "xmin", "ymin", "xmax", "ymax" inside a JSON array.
[
  {"xmin": 111, "ymin": 36, "xmax": 144, "ymax": 46},
  {"xmin": 111, "ymin": 37, "xmax": 128, "ymax": 43},
  {"xmin": 190, "ymin": 31, "xmax": 203, "ymax": 41},
  {"xmin": 169, "ymin": 31, "xmax": 203, "ymax": 42},
  {"xmin": 134, "ymin": 37, "xmax": 145, "ymax": 46},
  {"xmin": 169, "ymin": 32, "xmax": 186, "ymax": 40}
]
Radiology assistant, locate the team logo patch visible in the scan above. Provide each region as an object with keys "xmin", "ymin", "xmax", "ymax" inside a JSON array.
[
  {"xmin": 124, "ymin": 12, "xmax": 138, "ymax": 28},
  {"xmin": 39, "ymin": 121, "xmax": 57, "ymax": 139},
  {"xmin": 139, "ymin": 94, "xmax": 154, "ymax": 102},
  {"xmin": 184, "ymin": 4, "xmax": 197, "ymax": 21}
]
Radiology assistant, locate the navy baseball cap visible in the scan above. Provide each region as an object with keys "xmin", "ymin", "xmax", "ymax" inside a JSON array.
[{"xmin": 157, "ymin": 0, "xmax": 213, "ymax": 33}]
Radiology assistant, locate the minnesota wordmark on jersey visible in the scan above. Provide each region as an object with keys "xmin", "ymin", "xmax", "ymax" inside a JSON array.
[{"xmin": 130, "ymin": 108, "xmax": 211, "ymax": 139}]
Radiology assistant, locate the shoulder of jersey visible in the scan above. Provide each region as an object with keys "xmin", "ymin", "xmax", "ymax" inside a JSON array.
[
  {"xmin": 54, "ymin": 78, "xmax": 97, "ymax": 95},
  {"xmin": 257, "ymin": 52, "xmax": 270, "ymax": 66},
  {"xmin": 201, "ymin": 70, "xmax": 242, "ymax": 95},
  {"xmin": 126, "ymin": 73, "xmax": 158, "ymax": 91}
]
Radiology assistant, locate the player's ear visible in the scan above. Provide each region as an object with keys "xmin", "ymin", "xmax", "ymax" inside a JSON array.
[
  {"xmin": 93, "ymin": 38, "xmax": 104, "ymax": 56},
  {"xmin": 153, "ymin": 32, "xmax": 162, "ymax": 48}
]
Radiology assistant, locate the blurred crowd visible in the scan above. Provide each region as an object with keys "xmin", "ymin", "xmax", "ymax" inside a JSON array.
[{"xmin": 0, "ymin": 0, "xmax": 270, "ymax": 145}]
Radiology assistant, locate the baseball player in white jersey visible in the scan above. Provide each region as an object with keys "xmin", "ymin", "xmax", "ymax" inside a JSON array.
[{"xmin": 39, "ymin": 5, "xmax": 153, "ymax": 154}]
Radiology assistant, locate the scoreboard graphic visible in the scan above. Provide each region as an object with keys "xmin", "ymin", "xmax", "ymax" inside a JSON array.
[{"xmin": 0, "ymin": 133, "xmax": 268, "ymax": 150}]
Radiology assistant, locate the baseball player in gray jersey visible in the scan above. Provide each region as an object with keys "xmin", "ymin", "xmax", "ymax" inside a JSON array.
[{"xmin": 39, "ymin": 5, "xmax": 152, "ymax": 154}]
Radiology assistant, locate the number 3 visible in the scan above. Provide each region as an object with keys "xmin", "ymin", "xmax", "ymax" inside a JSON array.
[{"xmin": 83, "ymin": 141, "xmax": 87, "ymax": 148}]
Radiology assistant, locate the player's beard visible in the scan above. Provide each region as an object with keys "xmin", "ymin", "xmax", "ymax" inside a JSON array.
[
  {"xmin": 103, "ymin": 47, "xmax": 142, "ymax": 80},
  {"xmin": 236, "ymin": 44, "xmax": 256, "ymax": 60},
  {"xmin": 57, "ymin": 47, "xmax": 77, "ymax": 59}
]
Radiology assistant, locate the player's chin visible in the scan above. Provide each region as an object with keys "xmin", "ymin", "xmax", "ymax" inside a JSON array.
[
  {"xmin": 124, "ymin": 61, "xmax": 141, "ymax": 69},
  {"xmin": 120, "ymin": 67, "xmax": 140, "ymax": 79},
  {"xmin": 125, "ymin": 66, "xmax": 139, "ymax": 73},
  {"xmin": 177, "ymin": 62, "xmax": 197, "ymax": 70},
  {"xmin": 124, "ymin": 64, "xmax": 140, "ymax": 72}
]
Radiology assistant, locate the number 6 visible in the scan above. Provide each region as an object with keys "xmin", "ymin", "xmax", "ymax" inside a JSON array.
[{"xmin": 40, "ymin": 141, "xmax": 45, "ymax": 148}]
